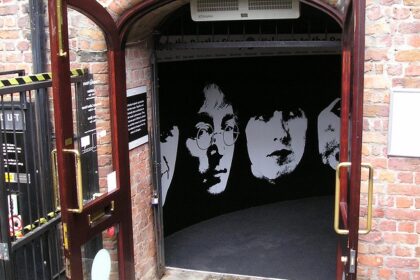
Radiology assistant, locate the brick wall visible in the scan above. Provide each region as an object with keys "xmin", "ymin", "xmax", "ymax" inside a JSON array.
[
  {"xmin": 359, "ymin": 0, "xmax": 420, "ymax": 278},
  {"xmin": 2, "ymin": 0, "xmax": 419, "ymax": 279},
  {"xmin": 125, "ymin": 42, "xmax": 158, "ymax": 280},
  {"xmin": 0, "ymin": 0, "xmax": 34, "ymax": 76}
]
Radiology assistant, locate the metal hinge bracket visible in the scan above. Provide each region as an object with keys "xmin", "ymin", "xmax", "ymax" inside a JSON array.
[
  {"xmin": 65, "ymin": 257, "xmax": 71, "ymax": 278},
  {"xmin": 151, "ymin": 190, "xmax": 159, "ymax": 206},
  {"xmin": 153, "ymin": 161, "xmax": 160, "ymax": 174},
  {"xmin": 0, "ymin": 243, "xmax": 9, "ymax": 260},
  {"xmin": 349, "ymin": 249, "xmax": 356, "ymax": 273},
  {"xmin": 63, "ymin": 222, "xmax": 69, "ymax": 250}
]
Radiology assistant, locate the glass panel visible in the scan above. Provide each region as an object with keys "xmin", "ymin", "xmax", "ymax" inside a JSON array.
[
  {"xmin": 67, "ymin": 8, "xmax": 115, "ymax": 206},
  {"xmin": 81, "ymin": 225, "xmax": 119, "ymax": 280}
]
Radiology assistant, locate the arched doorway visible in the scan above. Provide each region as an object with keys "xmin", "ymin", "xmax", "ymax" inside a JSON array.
[
  {"xmin": 47, "ymin": 0, "xmax": 367, "ymax": 279},
  {"xmin": 118, "ymin": 0, "xmax": 367, "ymax": 279},
  {"xmin": 154, "ymin": 3, "xmax": 340, "ymax": 280}
]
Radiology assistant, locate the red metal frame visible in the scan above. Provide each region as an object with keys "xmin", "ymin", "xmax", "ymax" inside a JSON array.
[
  {"xmin": 337, "ymin": 0, "xmax": 366, "ymax": 278},
  {"xmin": 348, "ymin": 0, "xmax": 366, "ymax": 278},
  {"xmin": 48, "ymin": 0, "xmax": 134, "ymax": 279}
]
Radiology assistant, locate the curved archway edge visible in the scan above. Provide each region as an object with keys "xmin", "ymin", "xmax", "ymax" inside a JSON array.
[
  {"xmin": 66, "ymin": 0, "xmax": 346, "ymax": 49},
  {"xmin": 68, "ymin": 0, "xmax": 120, "ymax": 50},
  {"xmin": 117, "ymin": 0, "xmax": 346, "ymax": 46}
]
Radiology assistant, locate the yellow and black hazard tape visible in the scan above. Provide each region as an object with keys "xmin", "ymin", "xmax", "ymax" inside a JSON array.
[
  {"xmin": 0, "ymin": 68, "xmax": 85, "ymax": 88},
  {"xmin": 12, "ymin": 210, "xmax": 61, "ymax": 240}
]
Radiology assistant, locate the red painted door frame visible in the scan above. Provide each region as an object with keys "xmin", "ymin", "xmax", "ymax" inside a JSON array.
[
  {"xmin": 48, "ymin": 0, "xmax": 134, "ymax": 279},
  {"xmin": 347, "ymin": 0, "xmax": 366, "ymax": 278},
  {"xmin": 337, "ymin": 0, "xmax": 367, "ymax": 278}
]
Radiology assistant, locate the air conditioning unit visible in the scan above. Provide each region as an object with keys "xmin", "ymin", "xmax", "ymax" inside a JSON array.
[{"xmin": 190, "ymin": 0, "xmax": 300, "ymax": 21}]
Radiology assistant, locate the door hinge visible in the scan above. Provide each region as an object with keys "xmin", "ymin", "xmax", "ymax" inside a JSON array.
[
  {"xmin": 0, "ymin": 243, "xmax": 9, "ymax": 260},
  {"xmin": 65, "ymin": 257, "xmax": 71, "ymax": 278},
  {"xmin": 153, "ymin": 161, "xmax": 161, "ymax": 175},
  {"xmin": 349, "ymin": 249, "xmax": 356, "ymax": 274},
  {"xmin": 63, "ymin": 222, "xmax": 69, "ymax": 250},
  {"xmin": 151, "ymin": 191, "xmax": 159, "ymax": 206}
]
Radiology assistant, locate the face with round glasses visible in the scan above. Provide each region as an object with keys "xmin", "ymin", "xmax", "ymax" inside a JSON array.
[
  {"xmin": 245, "ymin": 108, "xmax": 307, "ymax": 182},
  {"xmin": 186, "ymin": 84, "xmax": 238, "ymax": 195}
]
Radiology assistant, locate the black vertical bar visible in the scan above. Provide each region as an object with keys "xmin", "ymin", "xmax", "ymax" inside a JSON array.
[
  {"xmin": 150, "ymin": 48, "xmax": 165, "ymax": 277},
  {"xmin": 0, "ymin": 96, "xmax": 13, "ymax": 280},
  {"xmin": 29, "ymin": 0, "xmax": 46, "ymax": 74},
  {"xmin": 0, "ymin": 257, "xmax": 4, "ymax": 279},
  {"xmin": 39, "ymin": 237, "xmax": 47, "ymax": 279},
  {"xmin": 30, "ymin": 0, "xmax": 53, "ymax": 217},
  {"xmin": 20, "ymin": 92, "xmax": 41, "ymax": 224},
  {"xmin": 30, "ymin": 242, "xmax": 38, "ymax": 280},
  {"xmin": 23, "ymin": 247, "xmax": 30, "ymax": 280},
  {"xmin": 28, "ymin": 90, "xmax": 47, "ymax": 220},
  {"xmin": 34, "ymin": 87, "xmax": 53, "ymax": 212},
  {"xmin": 53, "ymin": 224, "xmax": 62, "ymax": 278},
  {"xmin": 47, "ymin": 228, "xmax": 55, "ymax": 279},
  {"xmin": 2, "ymin": 95, "xmax": 19, "ymax": 245}
]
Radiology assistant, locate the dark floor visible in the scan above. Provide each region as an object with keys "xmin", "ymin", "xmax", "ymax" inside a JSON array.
[{"xmin": 165, "ymin": 196, "xmax": 337, "ymax": 280}]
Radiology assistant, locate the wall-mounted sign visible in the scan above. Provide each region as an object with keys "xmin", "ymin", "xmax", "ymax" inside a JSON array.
[
  {"xmin": 78, "ymin": 76, "xmax": 98, "ymax": 155},
  {"xmin": 388, "ymin": 88, "xmax": 420, "ymax": 157},
  {"xmin": 1, "ymin": 110, "xmax": 30, "ymax": 189},
  {"xmin": 127, "ymin": 86, "xmax": 148, "ymax": 150},
  {"xmin": 76, "ymin": 74, "xmax": 100, "ymax": 199},
  {"xmin": 0, "ymin": 110, "xmax": 25, "ymax": 130}
]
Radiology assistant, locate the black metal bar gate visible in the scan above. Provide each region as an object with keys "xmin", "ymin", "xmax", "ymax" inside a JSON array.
[{"xmin": 0, "ymin": 70, "xmax": 89, "ymax": 280}]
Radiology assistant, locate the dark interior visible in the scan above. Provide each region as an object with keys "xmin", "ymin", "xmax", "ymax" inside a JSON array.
[{"xmin": 158, "ymin": 4, "xmax": 342, "ymax": 279}]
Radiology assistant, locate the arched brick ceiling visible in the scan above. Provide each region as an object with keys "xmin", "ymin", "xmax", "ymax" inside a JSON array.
[{"xmin": 125, "ymin": 0, "xmax": 189, "ymax": 44}]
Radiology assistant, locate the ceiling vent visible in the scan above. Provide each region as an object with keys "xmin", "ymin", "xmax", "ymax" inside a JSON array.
[{"xmin": 190, "ymin": 0, "xmax": 300, "ymax": 21}]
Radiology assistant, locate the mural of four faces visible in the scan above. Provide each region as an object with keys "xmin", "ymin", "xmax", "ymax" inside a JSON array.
[{"xmin": 160, "ymin": 83, "xmax": 341, "ymax": 205}]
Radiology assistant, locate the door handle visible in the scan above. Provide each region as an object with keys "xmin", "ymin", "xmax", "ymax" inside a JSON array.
[
  {"xmin": 87, "ymin": 201, "xmax": 115, "ymax": 227},
  {"xmin": 62, "ymin": 149, "xmax": 84, "ymax": 213},
  {"xmin": 51, "ymin": 149, "xmax": 84, "ymax": 213},
  {"xmin": 51, "ymin": 149, "xmax": 61, "ymax": 211},
  {"xmin": 334, "ymin": 162, "xmax": 374, "ymax": 235},
  {"xmin": 334, "ymin": 162, "xmax": 351, "ymax": 235}
]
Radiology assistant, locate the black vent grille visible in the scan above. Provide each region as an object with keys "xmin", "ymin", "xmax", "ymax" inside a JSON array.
[
  {"xmin": 249, "ymin": 0, "xmax": 293, "ymax": 10},
  {"xmin": 196, "ymin": 0, "xmax": 239, "ymax": 12}
]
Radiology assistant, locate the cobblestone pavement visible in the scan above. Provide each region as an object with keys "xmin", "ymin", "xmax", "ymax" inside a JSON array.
[{"xmin": 161, "ymin": 268, "xmax": 285, "ymax": 280}]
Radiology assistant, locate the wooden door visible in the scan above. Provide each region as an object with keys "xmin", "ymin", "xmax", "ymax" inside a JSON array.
[
  {"xmin": 335, "ymin": 0, "xmax": 373, "ymax": 279},
  {"xmin": 48, "ymin": 0, "xmax": 134, "ymax": 279}
]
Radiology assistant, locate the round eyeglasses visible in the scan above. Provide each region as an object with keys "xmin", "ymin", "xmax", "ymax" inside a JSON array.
[{"xmin": 196, "ymin": 123, "xmax": 239, "ymax": 150}]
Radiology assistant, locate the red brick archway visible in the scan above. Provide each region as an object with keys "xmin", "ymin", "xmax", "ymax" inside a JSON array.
[{"xmin": 115, "ymin": 1, "xmax": 366, "ymax": 279}]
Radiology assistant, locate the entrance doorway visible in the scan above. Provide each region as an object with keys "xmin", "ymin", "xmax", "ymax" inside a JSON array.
[
  {"xmin": 155, "ymin": 4, "xmax": 342, "ymax": 279},
  {"xmin": 46, "ymin": 0, "xmax": 368, "ymax": 278}
]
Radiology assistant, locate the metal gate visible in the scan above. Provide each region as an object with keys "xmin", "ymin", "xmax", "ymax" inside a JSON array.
[{"xmin": 0, "ymin": 69, "xmax": 89, "ymax": 279}]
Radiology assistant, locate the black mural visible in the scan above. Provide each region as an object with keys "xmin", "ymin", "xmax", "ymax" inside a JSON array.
[
  {"xmin": 159, "ymin": 56, "xmax": 341, "ymax": 235},
  {"xmin": 318, "ymin": 98, "xmax": 341, "ymax": 170}
]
